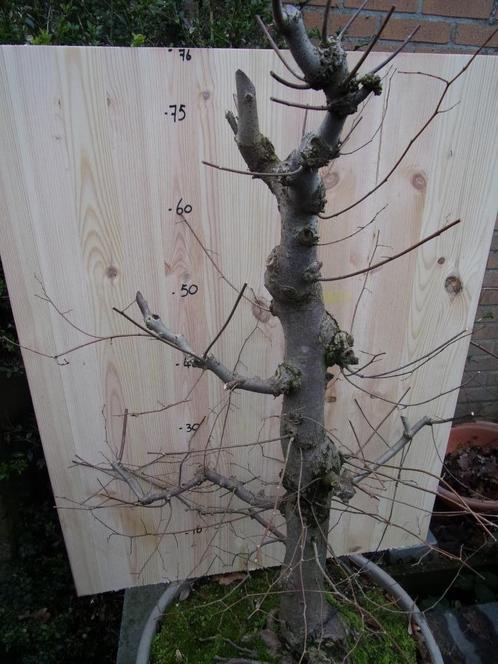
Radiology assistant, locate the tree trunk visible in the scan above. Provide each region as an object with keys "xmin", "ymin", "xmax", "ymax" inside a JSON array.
[
  {"xmin": 265, "ymin": 164, "xmax": 351, "ymax": 652},
  {"xmin": 227, "ymin": 3, "xmax": 379, "ymax": 655}
]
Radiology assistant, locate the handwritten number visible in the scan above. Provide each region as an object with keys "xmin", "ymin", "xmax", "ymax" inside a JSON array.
[
  {"xmin": 179, "ymin": 48, "xmax": 191, "ymax": 62},
  {"xmin": 165, "ymin": 104, "xmax": 186, "ymax": 122},
  {"xmin": 176, "ymin": 198, "xmax": 192, "ymax": 215},
  {"xmin": 180, "ymin": 283, "xmax": 198, "ymax": 297}
]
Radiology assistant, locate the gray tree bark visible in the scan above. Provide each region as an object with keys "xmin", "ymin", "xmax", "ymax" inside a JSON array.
[{"xmin": 226, "ymin": 3, "xmax": 382, "ymax": 654}]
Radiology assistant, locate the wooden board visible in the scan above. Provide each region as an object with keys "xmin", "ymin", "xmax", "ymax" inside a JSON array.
[{"xmin": 1, "ymin": 46, "xmax": 497, "ymax": 595}]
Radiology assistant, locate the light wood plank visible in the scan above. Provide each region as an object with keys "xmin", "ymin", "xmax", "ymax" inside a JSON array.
[{"xmin": 1, "ymin": 47, "xmax": 497, "ymax": 594}]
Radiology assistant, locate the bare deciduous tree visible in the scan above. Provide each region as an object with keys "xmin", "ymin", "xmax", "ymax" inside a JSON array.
[{"xmin": 11, "ymin": 2, "xmax": 497, "ymax": 662}]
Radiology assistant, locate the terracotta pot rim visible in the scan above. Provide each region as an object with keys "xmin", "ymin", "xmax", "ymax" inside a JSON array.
[
  {"xmin": 437, "ymin": 486, "xmax": 498, "ymax": 513},
  {"xmin": 437, "ymin": 420, "xmax": 498, "ymax": 513}
]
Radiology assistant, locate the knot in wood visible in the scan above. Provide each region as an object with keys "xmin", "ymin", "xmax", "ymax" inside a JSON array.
[
  {"xmin": 274, "ymin": 362, "xmax": 302, "ymax": 394},
  {"xmin": 296, "ymin": 226, "xmax": 319, "ymax": 246},
  {"xmin": 303, "ymin": 260, "xmax": 323, "ymax": 282},
  {"xmin": 299, "ymin": 133, "xmax": 337, "ymax": 169},
  {"xmin": 336, "ymin": 470, "xmax": 355, "ymax": 503},
  {"xmin": 328, "ymin": 90, "xmax": 362, "ymax": 118},
  {"xmin": 265, "ymin": 246, "xmax": 281, "ymax": 272}
]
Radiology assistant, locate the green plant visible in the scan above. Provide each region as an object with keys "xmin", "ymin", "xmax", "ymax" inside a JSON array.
[{"xmin": 0, "ymin": 1, "xmax": 274, "ymax": 48}]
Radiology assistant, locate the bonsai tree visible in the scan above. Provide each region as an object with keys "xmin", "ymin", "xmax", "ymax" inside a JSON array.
[{"xmin": 46, "ymin": 1, "xmax": 494, "ymax": 661}]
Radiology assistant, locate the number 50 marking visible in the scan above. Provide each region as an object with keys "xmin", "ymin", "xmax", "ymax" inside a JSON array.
[{"xmin": 181, "ymin": 283, "xmax": 198, "ymax": 297}]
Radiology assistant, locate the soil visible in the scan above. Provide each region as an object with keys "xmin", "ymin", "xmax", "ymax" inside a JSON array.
[{"xmin": 442, "ymin": 445, "xmax": 498, "ymax": 500}]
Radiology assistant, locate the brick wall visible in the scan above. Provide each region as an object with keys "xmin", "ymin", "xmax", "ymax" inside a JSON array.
[
  {"xmin": 456, "ymin": 218, "xmax": 498, "ymax": 419},
  {"xmin": 298, "ymin": 0, "xmax": 498, "ymax": 52},
  {"xmin": 297, "ymin": 0, "xmax": 498, "ymax": 418}
]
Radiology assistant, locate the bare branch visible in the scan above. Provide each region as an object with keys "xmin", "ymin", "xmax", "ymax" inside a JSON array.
[
  {"xmin": 204, "ymin": 468, "xmax": 279, "ymax": 512},
  {"xmin": 321, "ymin": 0, "xmax": 333, "ymax": 46},
  {"xmin": 320, "ymin": 30, "xmax": 498, "ymax": 219},
  {"xmin": 271, "ymin": 2, "xmax": 322, "ymax": 82},
  {"xmin": 202, "ymin": 159, "xmax": 301, "ymax": 179},
  {"xmin": 236, "ymin": 69, "xmax": 261, "ymax": 147},
  {"xmin": 470, "ymin": 340, "xmax": 498, "ymax": 361},
  {"xmin": 178, "ymin": 215, "xmax": 267, "ymax": 311},
  {"xmin": 269, "ymin": 70, "xmax": 311, "ymax": 90},
  {"xmin": 134, "ymin": 291, "xmax": 297, "ymax": 396},
  {"xmin": 369, "ymin": 26, "xmax": 421, "ymax": 76},
  {"xmin": 271, "ymin": 97, "xmax": 329, "ymax": 112},
  {"xmin": 271, "ymin": 0, "xmax": 288, "ymax": 35},
  {"xmin": 203, "ymin": 283, "xmax": 247, "ymax": 357},
  {"xmin": 255, "ymin": 15, "xmax": 305, "ymax": 82},
  {"xmin": 343, "ymin": 6, "xmax": 395, "ymax": 86},
  {"xmin": 318, "ymin": 205, "xmax": 387, "ymax": 246},
  {"xmin": 353, "ymin": 416, "xmax": 434, "ymax": 484},
  {"xmin": 225, "ymin": 110, "xmax": 238, "ymax": 134},
  {"xmin": 117, "ymin": 409, "xmax": 128, "ymax": 462},
  {"xmin": 319, "ymin": 219, "xmax": 461, "ymax": 282},
  {"xmin": 338, "ymin": 0, "xmax": 369, "ymax": 40}
]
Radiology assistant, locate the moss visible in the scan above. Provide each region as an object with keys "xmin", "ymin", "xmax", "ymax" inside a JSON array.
[
  {"xmin": 150, "ymin": 571, "xmax": 279, "ymax": 664},
  {"xmin": 237, "ymin": 133, "xmax": 280, "ymax": 178},
  {"xmin": 325, "ymin": 330, "xmax": 359, "ymax": 368},
  {"xmin": 275, "ymin": 362, "xmax": 302, "ymax": 394},
  {"xmin": 151, "ymin": 568, "xmax": 418, "ymax": 664},
  {"xmin": 359, "ymin": 73, "xmax": 383, "ymax": 96},
  {"xmin": 327, "ymin": 586, "xmax": 417, "ymax": 664}
]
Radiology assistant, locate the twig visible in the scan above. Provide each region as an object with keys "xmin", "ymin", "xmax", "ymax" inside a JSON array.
[
  {"xmin": 318, "ymin": 205, "xmax": 386, "ymax": 246},
  {"xmin": 320, "ymin": 28, "xmax": 498, "ymax": 219},
  {"xmin": 269, "ymin": 70, "xmax": 311, "ymax": 90},
  {"xmin": 0, "ymin": 332, "xmax": 151, "ymax": 365},
  {"xmin": 369, "ymin": 26, "xmax": 421, "ymax": 75},
  {"xmin": 470, "ymin": 340, "xmax": 498, "ymax": 362},
  {"xmin": 270, "ymin": 97, "xmax": 329, "ymax": 111},
  {"xmin": 338, "ymin": 0, "xmax": 369, "ymax": 41},
  {"xmin": 271, "ymin": 0, "xmax": 288, "ymax": 36},
  {"xmin": 353, "ymin": 415, "xmax": 434, "ymax": 484},
  {"xmin": 178, "ymin": 215, "xmax": 266, "ymax": 311},
  {"xmin": 350, "ymin": 230, "xmax": 380, "ymax": 332},
  {"xmin": 124, "ymin": 398, "xmax": 190, "ymax": 419},
  {"xmin": 343, "ymin": 6, "xmax": 395, "ymax": 86},
  {"xmin": 340, "ymin": 70, "xmax": 394, "ymax": 156},
  {"xmin": 353, "ymin": 330, "xmax": 469, "ymax": 380},
  {"xmin": 202, "ymin": 159, "xmax": 302, "ymax": 178},
  {"xmin": 117, "ymin": 409, "xmax": 128, "ymax": 461},
  {"xmin": 255, "ymin": 14, "xmax": 304, "ymax": 82},
  {"xmin": 203, "ymin": 283, "xmax": 247, "ymax": 357},
  {"xmin": 321, "ymin": 0, "xmax": 333, "ymax": 45},
  {"xmin": 319, "ymin": 219, "xmax": 460, "ymax": 282}
]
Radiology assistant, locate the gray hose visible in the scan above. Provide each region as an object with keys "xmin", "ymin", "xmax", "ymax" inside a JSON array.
[
  {"xmin": 349, "ymin": 553, "xmax": 444, "ymax": 664},
  {"xmin": 135, "ymin": 580, "xmax": 187, "ymax": 664}
]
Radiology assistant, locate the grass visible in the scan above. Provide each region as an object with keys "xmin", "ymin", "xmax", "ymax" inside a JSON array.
[{"xmin": 151, "ymin": 567, "xmax": 417, "ymax": 663}]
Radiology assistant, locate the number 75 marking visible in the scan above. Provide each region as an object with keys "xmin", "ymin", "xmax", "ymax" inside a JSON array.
[{"xmin": 165, "ymin": 104, "xmax": 186, "ymax": 122}]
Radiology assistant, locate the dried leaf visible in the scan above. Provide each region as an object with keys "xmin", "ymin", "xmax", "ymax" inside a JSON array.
[{"xmin": 211, "ymin": 572, "xmax": 247, "ymax": 586}]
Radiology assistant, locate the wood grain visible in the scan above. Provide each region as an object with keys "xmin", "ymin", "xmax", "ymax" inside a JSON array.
[{"xmin": 1, "ymin": 47, "xmax": 497, "ymax": 594}]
